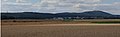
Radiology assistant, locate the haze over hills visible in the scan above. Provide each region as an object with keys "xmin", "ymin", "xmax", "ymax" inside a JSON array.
[{"xmin": 1, "ymin": 10, "xmax": 120, "ymax": 19}]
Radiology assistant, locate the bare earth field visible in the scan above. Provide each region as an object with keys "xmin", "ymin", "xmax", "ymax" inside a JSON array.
[
  {"xmin": 1, "ymin": 19, "xmax": 120, "ymax": 37},
  {"xmin": 2, "ymin": 25, "xmax": 120, "ymax": 37}
]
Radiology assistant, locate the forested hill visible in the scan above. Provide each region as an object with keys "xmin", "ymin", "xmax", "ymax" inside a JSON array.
[{"xmin": 1, "ymin": 11, "xmax": 120, "ymax": 19}]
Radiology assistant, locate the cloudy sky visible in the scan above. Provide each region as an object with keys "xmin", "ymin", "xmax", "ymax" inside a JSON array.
[{"xmin": 1, "ymin": 0, "xmax": 120, "ymax": 15}]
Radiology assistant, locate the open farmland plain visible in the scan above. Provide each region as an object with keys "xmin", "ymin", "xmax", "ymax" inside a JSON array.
[{"xmin": 1, "ymin": 19, "xmax": 120, "ymax": 37}]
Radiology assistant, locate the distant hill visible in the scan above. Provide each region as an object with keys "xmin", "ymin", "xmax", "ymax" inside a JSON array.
[
  {"xmin": 1, "ymin": 11, "xmax": 120, "ymax": 19},
  {"xmin": 56, "ymin": 11, "xmax": 112, "ymax": 17}
]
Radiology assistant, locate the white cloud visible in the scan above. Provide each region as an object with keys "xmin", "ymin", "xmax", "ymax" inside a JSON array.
[
  {"xmin": 16, "ymin": 0, "xmax": 26, "ymax": 3},
  {"xmin": 114, "ymin": 2, "xmax": 120, "ymax": 4},
  {"xmin": 2, "ymin": 2, "xmax": 32, "ymax": 5},
  {"xmin": 1, "ymin": 0, "xmax": 120, "ymax": 14},
  {"xmin": 32, "ymin": 0, "xmax": 102, "ymax": 7},
  {"xmin": 80, "ymin": 0, "xmax": 101, "ymax": 3},
  {"xmin": 3, "ymin": 0, "xmax": 8, "ymax": 2}
]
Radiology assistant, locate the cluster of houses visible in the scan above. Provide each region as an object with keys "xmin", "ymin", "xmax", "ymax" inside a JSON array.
[{"xmin": 52, "ymin": 17, "xmax": 104, "ymax": 20}]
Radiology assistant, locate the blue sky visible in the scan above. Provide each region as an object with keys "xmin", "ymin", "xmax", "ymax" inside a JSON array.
[{"xmin": 1, "ymin": 0, "xmax": 120, "ymax": 15}]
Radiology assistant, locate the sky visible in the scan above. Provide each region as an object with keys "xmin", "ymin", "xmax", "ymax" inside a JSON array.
[{"xmin": 1, "ymin": 0, "xmax": 120, "ymax": 15}]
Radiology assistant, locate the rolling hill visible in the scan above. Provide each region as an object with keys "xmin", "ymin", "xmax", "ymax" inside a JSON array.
[{"xmin": 1, "ymin": 11, "xmax": 120, "ymax": 19}]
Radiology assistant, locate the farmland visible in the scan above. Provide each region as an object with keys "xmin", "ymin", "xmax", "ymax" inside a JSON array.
[
  {"xmin": 1, "ymin": 19, "xmax": 120, "ymax": 25},
  {"xmin": 1, "ymin": 19, "xmax": 120, "ymax": 37}
]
